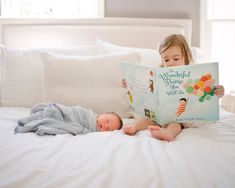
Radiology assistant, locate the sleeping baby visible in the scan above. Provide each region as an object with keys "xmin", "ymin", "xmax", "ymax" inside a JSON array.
[{"xmin": 15, "ymin": 103, "xmax": 123, "ymax": 136}]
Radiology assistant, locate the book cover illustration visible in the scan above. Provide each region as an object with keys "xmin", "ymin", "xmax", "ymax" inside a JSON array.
[{"xmin": 121, "ymin": 62, "xmax": 219, "ymax": 125}]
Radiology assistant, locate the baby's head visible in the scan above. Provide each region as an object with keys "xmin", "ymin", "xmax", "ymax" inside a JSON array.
[
  {"xmin": 179, "ymin": 98, "xmax": 187, "ymax": 104},
  {"xmin": 159, "ymin": 34, "xmax": 194, "ymax": 67},
  {"xmin": 96, "ymin": 112, "xmax": 123, "ymax": 132}
]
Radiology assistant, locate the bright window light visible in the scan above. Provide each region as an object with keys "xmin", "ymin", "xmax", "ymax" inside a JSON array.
[
  {"xmin": 211, "ymin": 22, "xmax": 235, "ymax": 93},
  {"xmin": 207, "ymin": 0, "xmax": 235, "ymax": 93},
  {"xmin": 207, "ymin": 0, "xmax": 235, "ymax": 20},
  {"xmin": 0, "ymin": 0, "xmax": 104, "ymax": 18}
]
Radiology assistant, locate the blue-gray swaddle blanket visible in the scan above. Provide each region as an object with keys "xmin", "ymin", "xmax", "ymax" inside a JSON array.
[{"xmin": 15, "ymin": 103, "xmax": 97, "ymax": 136}]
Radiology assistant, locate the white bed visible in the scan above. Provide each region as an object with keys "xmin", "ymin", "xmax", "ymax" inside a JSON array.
[{"xmin": 0, "ymin": 18, "xmax": 235, "ymax": 188}]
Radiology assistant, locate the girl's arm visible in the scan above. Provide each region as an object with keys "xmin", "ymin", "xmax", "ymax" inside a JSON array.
[{"xmin": 123, "ymin": 118, "xmax": 159, "ymax": 135}]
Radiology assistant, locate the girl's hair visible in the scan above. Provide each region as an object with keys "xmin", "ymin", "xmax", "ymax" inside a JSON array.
[{"xmin": 158, "ymin": 34, "xmax": 194, "ymax": 65}]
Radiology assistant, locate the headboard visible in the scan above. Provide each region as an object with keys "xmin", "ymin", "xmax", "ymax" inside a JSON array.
[{"xmin": 0, "ymin": 17, "xmax": 192, "ymax": 49}]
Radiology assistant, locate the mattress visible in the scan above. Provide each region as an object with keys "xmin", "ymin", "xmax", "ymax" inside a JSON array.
[{"xmin": 0, "ymin": 107, "xmax": 235, "ymax": 188}]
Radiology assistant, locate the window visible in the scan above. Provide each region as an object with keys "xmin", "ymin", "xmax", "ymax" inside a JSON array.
[
  {"xmin": 207, "ymin": 0, "xmax": 235, "ymax": 20},
  {"xmin": 0, "ymin": 0, "xmax": 104, "ymax": 18},
  {"xmin": 202, "ymin": 0, "xmax": 235, "ymax": 93}
]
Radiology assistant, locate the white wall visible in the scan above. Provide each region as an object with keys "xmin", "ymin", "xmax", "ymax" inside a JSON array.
[{"xmin": 105, "ymin": 0, "xmax": 200, "ymax": 47}]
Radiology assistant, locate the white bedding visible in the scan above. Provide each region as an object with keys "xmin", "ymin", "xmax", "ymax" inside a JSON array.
[{"xmin": 0, "ymin": 107, "xmax": 235, "ymax": 188}]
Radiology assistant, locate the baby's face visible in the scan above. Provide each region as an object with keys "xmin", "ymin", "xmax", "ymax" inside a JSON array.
[
  {"xmin": 161, "ymin": 46, "xmax": 185, "ymax": 67},
  {"xmin": 96, "ymin": 113, "xmax": 121, "ymax": 132},
  {"xmin": 180, "ymin": 100, "xmax": 186, "ymax": 104}
]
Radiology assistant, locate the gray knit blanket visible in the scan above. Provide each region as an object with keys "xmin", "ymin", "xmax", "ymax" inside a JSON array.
[{"xmin": 15, "ymin": 103, "xmax": 97, "ymax": 136}]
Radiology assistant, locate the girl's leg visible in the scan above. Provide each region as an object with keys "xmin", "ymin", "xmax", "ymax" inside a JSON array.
[{"xmin": 148, "ymin": 123, "xmax": 182, "ymax": 142}]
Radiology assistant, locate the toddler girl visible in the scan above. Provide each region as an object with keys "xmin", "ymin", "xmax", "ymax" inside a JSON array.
[{"xmin": 122, "ymin": 34, "xmax": 224, "ymax": 141}]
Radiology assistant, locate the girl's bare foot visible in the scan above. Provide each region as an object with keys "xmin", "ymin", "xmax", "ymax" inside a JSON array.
[{"xmin": 148, "ymin": 125, "xmax": 174, "ymax": 142}]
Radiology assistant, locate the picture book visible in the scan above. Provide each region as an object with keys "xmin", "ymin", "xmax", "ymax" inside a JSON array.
[{"xmin": 121, "ymin": 62, "xmax": 219, "ymax": 125}]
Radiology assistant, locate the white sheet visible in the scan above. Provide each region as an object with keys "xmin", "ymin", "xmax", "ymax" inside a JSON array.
[{"xmin": 0, "ymin": 107, "xmax": 235, "ymax": 188}]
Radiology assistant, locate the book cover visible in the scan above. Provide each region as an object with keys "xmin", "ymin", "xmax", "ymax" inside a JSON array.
[{"xmin": 121, "ymin": 62, "xmax": 219, "ymax": 125}]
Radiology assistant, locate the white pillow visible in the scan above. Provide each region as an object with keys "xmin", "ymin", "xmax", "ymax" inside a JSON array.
[
  {"xmin": 96, "ymin": 38, "xmax": 162, "ymax": 67},
  {"xmin": 97, "ymin": 39, "xmax": 204, "ymax": 66},
  {"xmin": 0, "ymin": 45, "xmax": 106, "ymax": 107},
  {"xmin": 191, "ymin": 47, "xmax": 204, "ymax": 63},
  {"xmin": 41, "ymin": 52, "xmax": 141, "ymax": 117}
]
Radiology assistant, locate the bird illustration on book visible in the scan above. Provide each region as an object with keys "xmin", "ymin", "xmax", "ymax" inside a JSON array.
[
  {"xmin": 149, "ymin": 70, "xmax": 154, "ymax": 94},
  {"xmin": 149, "ymin": 79, "xmax": 154, "ymax": 94}
]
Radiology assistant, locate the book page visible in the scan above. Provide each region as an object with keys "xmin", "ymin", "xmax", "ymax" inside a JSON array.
[
  {"xmin": 156, "ymin": 62, "xmax": 219, "ymax": 124},
  {"xmin": 122, "ymin": 63, "xmax": 158, "ymax": 121}
]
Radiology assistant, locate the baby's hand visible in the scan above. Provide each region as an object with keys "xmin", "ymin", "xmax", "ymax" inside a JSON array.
[
  {"xmin": 123, "ymin": 125, "xmax": 137, "ymax": 135},
  {"xmin": 215, "ymin": 85, "xmax": 225, "ymax": 97},
  {"xmin": 121, "ymin": 78, "xmax": 127, "ymax": 88}
]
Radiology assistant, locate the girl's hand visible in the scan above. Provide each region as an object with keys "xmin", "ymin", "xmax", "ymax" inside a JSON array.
[
  {"xmin": 121, "ymin": 78, "xmax": 127, "ymax": 88},
  {"xmin": 215, "ymin": 85, "xmax": 225, "ymax": 97}
]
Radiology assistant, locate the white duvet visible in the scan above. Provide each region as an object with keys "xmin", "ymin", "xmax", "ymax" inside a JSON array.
[{"xmin": 0, "ymin": 107, "xmax": 235, "ymax": 188}]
